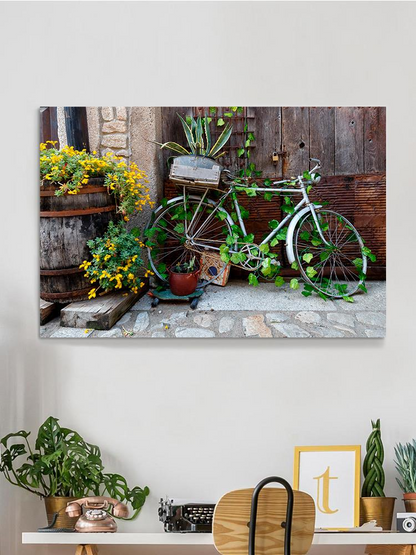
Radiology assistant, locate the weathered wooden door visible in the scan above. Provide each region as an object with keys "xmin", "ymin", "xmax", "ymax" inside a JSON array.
[{"xmin": 161, "ymin": 107, "xmax": 386, "ymax": 278}]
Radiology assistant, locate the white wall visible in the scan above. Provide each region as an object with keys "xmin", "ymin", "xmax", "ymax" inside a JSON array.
[{"xmin": 1, "ymin": 2, "xmax": 416, "ymax": 555}]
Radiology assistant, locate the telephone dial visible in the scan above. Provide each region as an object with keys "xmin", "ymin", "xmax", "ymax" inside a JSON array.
[{"xmin": 66, "ymin": 497, "xmax": 129, "ymax": 533}]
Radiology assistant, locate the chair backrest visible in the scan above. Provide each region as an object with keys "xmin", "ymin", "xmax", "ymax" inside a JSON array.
[{"xmin": 213, "ymin": 487, "xmax": 315, "ymax": 555}]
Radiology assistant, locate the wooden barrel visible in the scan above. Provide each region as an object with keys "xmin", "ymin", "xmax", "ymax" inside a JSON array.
[{"xmin": 40, "ymin": 178, "xmax": 117, "ymax": 303}]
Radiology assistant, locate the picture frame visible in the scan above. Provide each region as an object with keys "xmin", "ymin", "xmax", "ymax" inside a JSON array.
[{"xmin": 293, "ymin": 445, "xmax": 361, "ymax": 530}]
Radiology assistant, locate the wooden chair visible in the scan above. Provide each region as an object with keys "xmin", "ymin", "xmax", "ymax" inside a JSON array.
[{"xmin": 213, "ymin": 477, "xmax": 315, "ymax": 555}]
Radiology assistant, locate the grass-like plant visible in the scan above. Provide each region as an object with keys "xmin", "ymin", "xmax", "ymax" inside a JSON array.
[
  {"xmin": 394, "ymin": 440, "xmax": 416, "ymax": 493},
  {"xmin": 362, "ymin": 418, "xmax": 386, "ymax": 497},
  {"xmin": 155, "ymin": 113, "xmax": 233, "ymax": 159}
]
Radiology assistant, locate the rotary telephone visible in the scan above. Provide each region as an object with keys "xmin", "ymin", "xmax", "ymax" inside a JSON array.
[{"xmin": 65, "ymin": 497, "xmax": 129, "ymax": 533}]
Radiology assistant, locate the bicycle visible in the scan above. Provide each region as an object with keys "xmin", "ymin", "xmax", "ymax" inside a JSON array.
[{"xmin": 145, "ymin": 157, "xmax": 368, "ymax": 299}]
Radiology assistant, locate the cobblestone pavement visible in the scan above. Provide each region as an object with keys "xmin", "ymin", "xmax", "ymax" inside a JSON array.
[{"xmin": 41, "ymin": 281, "xmax": 386, "ymax": 339}]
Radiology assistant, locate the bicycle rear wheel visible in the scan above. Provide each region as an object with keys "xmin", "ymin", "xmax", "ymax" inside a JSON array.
[
  {"xmin": 294, "ymin": 209, "xmax": 367, "ymax": 298},
  {"xmin": 145, "ymin": 197, "xmax": 233, "ymax": 285}
]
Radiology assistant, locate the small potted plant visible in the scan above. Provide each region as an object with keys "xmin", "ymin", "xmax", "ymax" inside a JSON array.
[
  {"xmin": 394, "ymin": 440, "xmax": 416, "ymax": 512},
  {"xmin": 0, "ymin": 417, "xmax": 149, "ymax": 529},
  {"xmin": 169, "ymin": 256, "xmax": 200, "ymax": 296},
  {"xmin": 360, "ymin": 419, "xmax": 395, "ymax": 530}
]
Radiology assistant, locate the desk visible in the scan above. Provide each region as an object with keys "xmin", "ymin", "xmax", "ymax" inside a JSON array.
[{"xmin": 22, "ymin": 532, "xmax": 416, "ymax": 555}]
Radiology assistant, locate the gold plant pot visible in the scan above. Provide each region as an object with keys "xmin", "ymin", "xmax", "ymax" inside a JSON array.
[
  {"xmin": 404, "ymin": 493, "xmax": 416, "ymax": 512},
  {"xmin": 44, "ymin": 496, "xmax": 77, "ymax": 529},
  {"xmin": 360, "ymin": 497, "xmax": 396, "ymax": 530}
]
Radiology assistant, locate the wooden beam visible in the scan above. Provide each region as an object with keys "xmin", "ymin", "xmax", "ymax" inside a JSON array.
[{"xmin": 60, "ymin": 283, "xmax": 148, "ymax": 330}]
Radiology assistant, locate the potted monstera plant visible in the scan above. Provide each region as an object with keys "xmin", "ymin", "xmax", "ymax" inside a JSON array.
[
  {"xmin": 395, "ymin": 439, "xmax": 416, "ymax": 512},
  {"xmin": 0, "ymin": 417, "xmax": 149, "ymax": 529},
  {"xmin": 360, "ymin": 419, "xmax": 395, "ymax": 530}
]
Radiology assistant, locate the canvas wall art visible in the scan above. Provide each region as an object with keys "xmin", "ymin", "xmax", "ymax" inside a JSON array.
[{"xmin": 39, "ymin": 107, "xmax": 386, "ymax": 338}]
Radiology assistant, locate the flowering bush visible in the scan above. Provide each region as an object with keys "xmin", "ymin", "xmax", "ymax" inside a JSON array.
[
  {"xmin": 40, "ymin": 141, "xmax": 153, "ymax": 220},
  {"xmin": 80, "ymin": 221, "xmax": 153, "ymax": 299}
]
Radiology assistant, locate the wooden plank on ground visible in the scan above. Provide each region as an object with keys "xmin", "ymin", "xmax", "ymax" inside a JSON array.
[
  {"xmin": 282, "ymin": 107, "xmax": 310, "ymax": 178},
  {"xmin": 364, "ymin": 107, "xmax": 386, "ymax": 173},
  {"xmin": 335, "ymin": 107, "xmax": 364, "ymax": 174},
  {"xmin": 40, "ymin": 299, "xmax": 60, "ymax": 325},
  {"xmin": 310, "ymin": 107, "xmax": 335, "ymax": 176},
  {"xmin": 60, "ymin": 282, "xmax": 149, "ymax": 330}
]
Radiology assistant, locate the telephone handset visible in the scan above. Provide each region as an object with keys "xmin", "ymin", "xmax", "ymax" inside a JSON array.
[{"xmin": 66, "ymin": 497, "xmax": 129, "ymax": 533}]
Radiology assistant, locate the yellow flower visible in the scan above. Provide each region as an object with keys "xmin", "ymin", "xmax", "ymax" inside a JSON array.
[
  {"xmin": 128, "ymin": 273, "xmax": 135, "ymax": 280},
  {"xmin": 84, "ymin": 329, "xmax": 92, "ymax": 334},
  {"xmin": 88, "ymin": 288, "xmax": 97, "ymax": 300}
]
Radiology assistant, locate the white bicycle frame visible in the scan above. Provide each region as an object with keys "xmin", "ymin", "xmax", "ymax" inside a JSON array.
[{"xmin": 185, "ymin": 159, "xmax": 327, "ymax": 264}]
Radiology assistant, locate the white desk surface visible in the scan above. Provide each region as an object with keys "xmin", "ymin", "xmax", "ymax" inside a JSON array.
[{"xmin": 22, "ymin": 532, "xmax": 416, "ymax": 546}]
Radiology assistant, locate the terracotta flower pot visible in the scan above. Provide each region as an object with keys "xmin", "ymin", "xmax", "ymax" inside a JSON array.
[
  {"xmin": 44, "ymin": 496, "xmax": 78, "ymax": 530},
  {"xmin": 404, "ymin": 492, "xmax": 416, "ymax": 512},
  {"xmin": 169, "ymin": 267, "xmax": 200, "ymax": 296},
  {"xmin": 360, "ymin": 497, "xmax": 396, "ymax": 530}
]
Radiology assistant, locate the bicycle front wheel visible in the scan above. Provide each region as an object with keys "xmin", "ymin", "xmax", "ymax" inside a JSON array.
[
  {"xmin": 146, "ymin": 197, "xmax": 233, "ymax": 285},
  {"xmin": 294, "ymin": 209, "xmax": 367, "ymax": 298}
]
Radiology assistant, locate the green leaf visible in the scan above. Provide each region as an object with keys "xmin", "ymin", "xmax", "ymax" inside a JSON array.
[
  {"xmin": 276, "ymin": 228, "xmax": 288, "ymax": 240},
  {"xmin": 303, "ymin": 253, "xmax": 313, "ymax": 263},
  {"xmin": 306, "ymin": 185, "xmax": 312, "ymax": 194},
  {"xmin": 306, "ymin": 266, "xmax": 317, "ymax": 278},
  {"xmin": 248, "ymin": 274, "xmax": 259, "ymax": 287},
  {"xmin": 352, "ymin": 257, "xmax": 363, "ymax": 268},
  {"xmin": 311, "ymin": 238, "xmax": 322, "ymax": 246},
  {"xmin": 156, "ymin": 141, "xmax": 190, "ymax": 156},
  {"xmin": 358, "ymin": 283, "xmax": 368, "ymax": 293},
  {"xmin": 343, "ymin": 296, "xmax": 355, "ymax": 303},
  {"xmin": 268, "ymin": 219, "xmax": 279, "ymax": 230},
  {"xmin": 243, "ymin": 233, "xmax": 254, "ymax": 242},
  {"xmin": 177, "ymin": 113, "xmax": 197, "ymax": 154},
  {"xmin": 217, "ymin": 118, "xmax": 225, "ymax": 127},
  {"xmin": 209, "ymin": 107, "xmax": 217, "ymax": 114},
  {"xmin": 264, "ymin": 192, "xmax": 273, "ymax": 202},
  {"xmin": 224, "ymin": 112, "xmax": 233, "ymax": 118},
  {"xmin": 302, "ymin": 290, "xmax": 313, "ymax": 297},
  {"xmin": 237, "ymin": 148, "xmax": 245, "ymax": 158},
  {"xmin": 248, "ymin": 132, "xmax": 255, "ymax": 141},
  {"xmin": 270, "ymin": 238, "xmax": 279, "ymax": 247},
  {"xmin": 300, "ymin": 231, "xmax": 310, "ymax": 241},
  {"xmin": 274, "ymin": 276, "xmax": 285, "ymax": 287},
  {"xmin": 210, "ymin": 123, "xmax": 233, "ymax": 158},
  {"xmin": 259, "ymin": 243, "xmax": 270, "ymax": 254},
  {"xmin": 303, "ymin": 170, "xmax": 312, "ymax": 180},
  {"xmin": 290, "ymin": 278, "xmax": 299, "ymax": 290},
  {"xmin": 231, "ymin": 253, "xmax": 241, "ymax": 264},
  {"xmin": 217, "ymin": 210, "xmax": 227, "ymax": 221},
  {"xmin": 291, "ymin": 261, "xmax": 299, "ymax": 270},
  {"xmin": 231, "ymin": 107, "xmax": 238, "ymax": 112},
  {"xmin": 173, "ymin": 223, "xmax": 184, "ymax": 234}
]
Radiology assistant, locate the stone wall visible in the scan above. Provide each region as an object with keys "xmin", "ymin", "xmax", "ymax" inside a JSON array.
[{"xmin": 86, "ymin": 106, "xmax": 164, "ymax": 233}]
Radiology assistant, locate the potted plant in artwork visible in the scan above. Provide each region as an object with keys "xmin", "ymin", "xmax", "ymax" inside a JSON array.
[
  {"xmin": 394, "ymin": 440, "xmax": 416, "ymax": 512},
  {"xmin": 169, "ymin": 256, "xmax": 200, "ymax": 296},
  {"xmin": 360, "ymin": 419, "xmax": 395, "ymax": 530},
  {"xmin": 0, "ymin": 417, "xmax": 149, "ymax": 529}
]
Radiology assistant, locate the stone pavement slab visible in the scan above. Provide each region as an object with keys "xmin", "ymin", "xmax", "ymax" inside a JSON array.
[{"xmin": 40, "ymin": 281, "xmax": 386, "ymax": 339}]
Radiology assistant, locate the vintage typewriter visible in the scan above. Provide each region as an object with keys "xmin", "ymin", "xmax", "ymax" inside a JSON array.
[{"xmin": 158, "ymin": 498, "xmax": 215, "ymax": 533}]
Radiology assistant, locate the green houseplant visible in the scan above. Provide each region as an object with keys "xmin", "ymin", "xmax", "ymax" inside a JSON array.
[
  {"xmin": 0, "ymin": 417, "xmax": 149, "ymax": 529},
  {"xmin": 155, "ymin": 113, "xmax": 233, "ymax": 159},
  {"xmin": 360, "ymin": 419, "xmax": 395, "ymax": 530},
  {"xmin": 394, "ymin": 440, "xmax": 416, "ymax": 512},
  {"xmin": 169, "ymin": 256, "xmax": 200, "ymax": 296}
]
